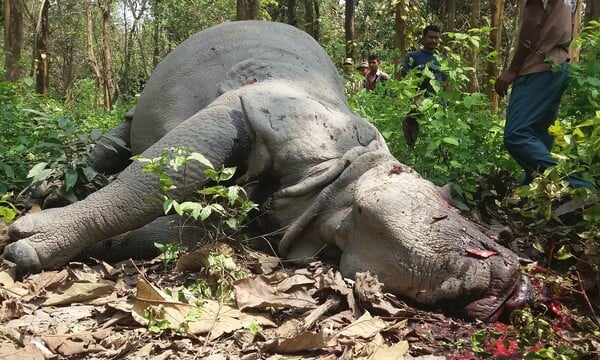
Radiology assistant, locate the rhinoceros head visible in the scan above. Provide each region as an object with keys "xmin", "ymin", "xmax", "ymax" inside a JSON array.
[{"xmin": 334, "ymin": 159, "xmax": 531, "ymax": 321}]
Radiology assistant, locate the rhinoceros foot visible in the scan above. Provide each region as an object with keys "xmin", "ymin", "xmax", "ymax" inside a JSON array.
[{"xmin": 3, "ymin": 240, "xmax": 42, "ymax": 276}]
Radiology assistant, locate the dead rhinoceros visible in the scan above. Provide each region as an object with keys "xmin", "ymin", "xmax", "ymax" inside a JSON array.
[{"xmin": 3, "ymin": 20, "xmax": 530, "ymax": 321}]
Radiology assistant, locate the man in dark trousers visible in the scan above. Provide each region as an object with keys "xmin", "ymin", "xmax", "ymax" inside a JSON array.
[
  {"xmin": 401, "ymin": 25, "xmax": 446, "ymax": 149},
  {"xmin": 495, "ymin": 0, "xmax": 593, "ymax": 191}
]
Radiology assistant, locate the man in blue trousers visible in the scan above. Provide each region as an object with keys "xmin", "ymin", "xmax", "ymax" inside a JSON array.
[{"xmin": 495, "ymin": 0, "xmax": 594, "ymax": 193}]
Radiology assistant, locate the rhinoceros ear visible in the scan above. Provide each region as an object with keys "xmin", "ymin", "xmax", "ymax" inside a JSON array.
[{"xmin": 438, "ymin": 183, "xmax": 454, "ymax": 204}]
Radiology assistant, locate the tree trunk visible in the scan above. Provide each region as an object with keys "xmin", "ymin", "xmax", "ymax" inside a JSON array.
[
  {"xmin": 313, "ymin": 0, "xmax": 319, "ymax": 40},
  {"xmin": 35, "ymin": 0, "xmax": 49, "ymax": 95},
  {"xmin": 286, "ymin": 0, "xmax": 297, "ymax": 26},
  {"xmin": 445, "ymin": 0, "xmax": 456, "ymax": 32},
  {"xmin": 152, "ymin": 9, "xmax": 162, "ymax": 67},
  {"xmin": 304, "ymin": 0, "xmax": 315, "ymax": 38},
  {"xmin": 584, "ymin": 0, "xmax": 600, "ymax": 24},
  {"xmin": 237, "ymin": 0, "xmax": 259, "ymax": 20},
  {"xmin": 61, "ymin": 43, "xmax": 75, "ymax": 99},
  {"xmin": 122, "ymin": 0, "xmax": 148, "ymax": 102},
  {"xmin": 85, "ymin": 0, "xmax": 102, "ymax": 109},
  {"xmin": 344, "ymin": 0, "xmax": 355, "ymax": 59},
  {"xmin": 486, "ymin": 0, "xmax": 504, "ymax": 112},
  {"xmin": 393, "ymin": 0, "xmax": 407, "ymax": 79},
  {"xmin": 54, "ymin": 0, "xmax": 76, "ymax": 98},
  {"xmin": 3, "ymin": 0, "xmax": 24, "ymax": 81},
  {"xmin": 467, "ymin": 0, "xmax": 481, "ymax": 92},
  {"xmin": 99, "ymin": 0, "xmax": 114, "ymax": 112},
  {"xmin": 570, "ymin": 0, "xmax": 583, "ymax": 62},
  {"xmin": 122, "ymin": 1, "xmax": 131, "ymax": 99}
]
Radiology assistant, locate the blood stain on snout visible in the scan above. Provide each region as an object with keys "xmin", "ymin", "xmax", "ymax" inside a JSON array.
[{"xmin": 389, "ymin": 165, "xmax": 402, "ymax": 174}]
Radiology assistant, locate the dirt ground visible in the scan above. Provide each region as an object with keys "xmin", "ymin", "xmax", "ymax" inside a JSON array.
[{"xmin": 1, "ymin": 214, "xmax": 599, "ymax": 359}]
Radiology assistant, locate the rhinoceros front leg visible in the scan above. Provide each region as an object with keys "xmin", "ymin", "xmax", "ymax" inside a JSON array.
[{"xmin": 4, "ymin": 102, "xmax": 252, "ymax": 275}]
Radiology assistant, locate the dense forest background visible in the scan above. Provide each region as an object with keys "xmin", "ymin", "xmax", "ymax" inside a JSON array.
[{"xmin": 2, "ymin": 0, "xmax": 599, "ymax": 109}]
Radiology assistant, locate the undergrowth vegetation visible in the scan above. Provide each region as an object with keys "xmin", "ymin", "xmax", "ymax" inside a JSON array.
[{"xmin": 1, "ymin": 23, "xmax": 600, "ymax": 359}]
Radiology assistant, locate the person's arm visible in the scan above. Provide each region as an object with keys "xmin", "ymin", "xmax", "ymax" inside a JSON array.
[
  {"xmin": 400, "ymin": 53, "xmax": 413, "ymax": 78},
  {"xmin": 495, "ymin": 0, "xmax": 545, "ymax": 97}
]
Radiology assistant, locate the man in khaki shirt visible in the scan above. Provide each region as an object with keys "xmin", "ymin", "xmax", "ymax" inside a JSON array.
[{"xmin": 495, "ymin": 0, "xmax": 593, "ymax": 189}]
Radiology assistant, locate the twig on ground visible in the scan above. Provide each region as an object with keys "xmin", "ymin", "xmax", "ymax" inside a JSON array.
[
  {"xmin": 575, "ymin": 270, "xmax": 600, "ymax": 327},
  {"xmin": 300, "ymin": 294, "xmax": 342, "ymax": 331}
]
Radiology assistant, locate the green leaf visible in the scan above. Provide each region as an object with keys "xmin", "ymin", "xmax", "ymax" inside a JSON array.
[
  {"xmin": 442, "ymin": 137, "xmax": 460, "ymax": 146},
  {"xmin": 163, "ymin": 199, "xmax": 174, "ymax": 214},
  {"xmin": 0, "ymin": 206, "xmax": 17, "ymax": 223},
  {"xmin": 169, "ymin": 155, "xmax": 186, "ymax": 171},
  {"xmin": 225, "ymin": 218, "xmax": 239, "ymax": 230},
  {"xmin": 199, "ymin": 206, "xmax": 212, "ymax": 221},
  {"xmin": 227, "ymin": 186, "xmax": 240, "ymax": 205},
  {"xmin": 64, "ymin": 169, "xmax": 78, "ymax": 191},
  {"xmin": 188, "ymin": 152, "xmax": 213, "ymax": 168},
  {"xmin": 219, "ymin": 167, "xmax": 236, "ymax": 182},
  {"xmin": 198, "ymin": 185, "xmax": 227, "ymax": 196},
  {"xmin": 554, "ymin": 245, "xmax": 573, "ymax": 260},
  {"xmin": 82, "ymin": 166, "xmax": 99, "ymax": 181},
  {"xmin": 27, "ymin": 162, "xmax": 50, "ymax": 179},
  {"xmin": 204, "ymin": 168, "xmax": 220, "ymax": 181},
  {"xmin": 210, "ymin": 203, "xmax": 226, "ymax": 216}
]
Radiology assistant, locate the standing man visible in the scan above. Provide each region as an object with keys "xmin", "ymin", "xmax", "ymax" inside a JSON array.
[
  {"xmin": 342, "ymin": 57, "xmax": 354, "ymax": 76},
  {"xmin": 356, "ymin": 61, "xmax": 370, "ymax": 77},
  {"xmin": 400, "ymin": 25, "xmax": 446, "ymax": 149},
  {"xmin": 401, "ymin": 25, "xmax": 445, "ymax": 94},
  {"xmin": 364, "ymin": 55, "xmax": 391, "ymax": 91},
  {"xmin": 495, "ymin": 0, "xmax": 593, "ymax": 189}
]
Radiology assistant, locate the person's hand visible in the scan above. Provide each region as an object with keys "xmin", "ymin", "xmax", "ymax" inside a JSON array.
[{"xmin": 494, "ymin": 69, "xmax": 518, "ymax": 97}]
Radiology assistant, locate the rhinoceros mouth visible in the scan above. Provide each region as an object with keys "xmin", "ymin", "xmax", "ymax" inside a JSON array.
[{"xmin": 483, "ymin": 274, "xmax": 533, "ymax": 322}]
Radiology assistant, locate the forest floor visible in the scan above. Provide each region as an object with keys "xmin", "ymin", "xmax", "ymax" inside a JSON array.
[{"xmin": 1, "ymin": 200, "xmax": 600, "ymax": 359}]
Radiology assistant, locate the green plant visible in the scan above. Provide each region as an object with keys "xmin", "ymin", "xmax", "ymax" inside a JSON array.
[
  {"xmin": 469, "ymin": 310, "xmax": 587, "ymax": 359},
  {"xmin": 134, "ymin": 147, "xmax": 259, "ymax": 242},
  {"xmin": 144, "ymin": 305, "xmax": 171, "ymax": 334},
  {"xmin": 24, "ymin": 112, "xmax": 109, "ymax": 204},
  {"xmin": 175, "ymin": 308, "xmax": 203, "ymax": 334},
  {"xmin": 154, "ymin": 241, "xmax": 180, "ymax": 270},
  {"xmin": 205, "ymin": 252, "xmax": 247, "ymax": 301},
  {"xmin": 347, "ymin": 28, "xmax": 519, "ymax": 209},
  {"xmin": 0, "ymin": 76, "xmax": 123, "ymax": 196},
  {"xmin": 247, "ymin": 318, "xmax": 262, "ymax": 335},
  {"xmin": 0, "ymin": 193, "xmax": 18, "ymax": 224}
]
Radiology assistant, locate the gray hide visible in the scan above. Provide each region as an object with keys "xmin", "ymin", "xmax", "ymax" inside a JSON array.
[{"xmin": 4, "ymin": 21, "xmax": 530, "ymax": 321}]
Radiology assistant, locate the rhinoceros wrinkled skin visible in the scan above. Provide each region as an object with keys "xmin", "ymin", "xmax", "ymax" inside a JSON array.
[{"xmin": 3, "ymin": 21, "xmax": 530, "ymax": 321}]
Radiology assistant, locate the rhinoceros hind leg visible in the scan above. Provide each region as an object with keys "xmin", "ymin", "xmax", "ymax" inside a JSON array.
[
  {"xmin": 88, "ymin": 120, "xmax": 132, "ymax": 175},
  {"xmin": 75, "ymin": 216, "xmax": 207, "ymax": 263}
]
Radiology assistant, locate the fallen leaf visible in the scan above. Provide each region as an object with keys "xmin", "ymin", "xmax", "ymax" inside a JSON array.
[
  {"xmin": 0, "ymin": 343, "xmax": 45, "ymax": 360},
  {"xmin": 234, "ymin": 275, "xmax": 317, "ymax": 311},
  {"xmin": 247, "ymin": 251, "xmax": 280, "ymax": 274},
  {"xmin": 26, "ymin": 269, "xmax": 70, "ymax": 295},
  {"xmin": 338, "ymin": 311, "xmax": 386, "ymax": 339},
  {"xmin": 175, "ymin": 243, "xmax": 236, "ymax": 272},
  {"xmin": 368, "ymin": 340, "xmax": 409, "ymax": 359},
  {"xmin": 272, "ymin": 330, "xmax": 332, "ymax": 353},
  {"xmin": 42, "ymin": 333, "xmax": 105, "ymax": 356},
  {"xmin": 276, "ymin": 273, "xmax": 314, "ymax": 292},
  {"xmin": 43, "ymin": 280, "xmax": 115, "ymax": 306},
  {"xmin": 132, "ymin": 274, "xmax": 274, "ymax": 339}
]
